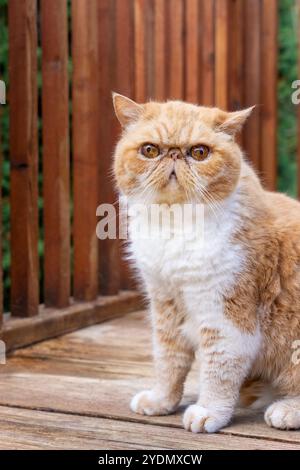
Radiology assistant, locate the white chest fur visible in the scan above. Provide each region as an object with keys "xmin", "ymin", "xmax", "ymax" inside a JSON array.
[{"xmin": 128, "ymin": 197, "xmax": 251, "ymax": 349}]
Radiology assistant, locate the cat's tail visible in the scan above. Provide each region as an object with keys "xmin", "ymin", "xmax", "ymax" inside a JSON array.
[{"xmin": 239, "ymin": 378, "xmax": 276, "ymax": 410}]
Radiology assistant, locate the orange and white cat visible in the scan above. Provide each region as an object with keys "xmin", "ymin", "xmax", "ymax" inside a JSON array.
[{"xmin": 112, "ymin": 93, "xmax": 300, "ymax": 433}]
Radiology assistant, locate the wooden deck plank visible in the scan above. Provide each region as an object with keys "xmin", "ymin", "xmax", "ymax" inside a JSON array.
[
  {"xmin": 0, "ymin": 406, "xmax": 162, "ymax": 450},
  {"xmin": 0, "ymin": 372, "xmax": 299, "ymax": 447},
  {"xmin": 4, "ymin": 355, "xmax": 154, "ymax": 380},
  {"xmin": 0, "ymin": 406, "xmax": 294, "ymax": 451},
  {"xmin": 1, "ymin": 311, "xmax": 300, "ymax": 449},
  {"xmin": 11, "ymin": 310, "xmax": 151, "ymax": 361}
]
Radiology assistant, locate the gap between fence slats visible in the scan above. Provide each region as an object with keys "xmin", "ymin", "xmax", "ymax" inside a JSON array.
[
  {"xmin": 41, "ymin": 0, "xmax": 70, "ymax": 308},
  {"xmin": 72, "ymin": 0, "xmax": 99, "ymax": 301},
  {"xmin": 9, "ymin": 0, "xmax": 39, "ymax": 317}
]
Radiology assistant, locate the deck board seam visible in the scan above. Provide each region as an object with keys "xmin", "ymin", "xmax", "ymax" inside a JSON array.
[{"xmin": 0, "ymin": 402, "xmax": 298, "ymax": 446}]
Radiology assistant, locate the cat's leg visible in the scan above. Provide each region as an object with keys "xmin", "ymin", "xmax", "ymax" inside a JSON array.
[
  {"xmin": 265, "ymin": 397, "xmax": 300, "ymax": 429},
  {"xmin": 131, "ymin": 298, "xmax": 194, "ymax": 416},
  {"xmin": 183, "ymin": 326, "xmax": 260, "ymax": 433}
]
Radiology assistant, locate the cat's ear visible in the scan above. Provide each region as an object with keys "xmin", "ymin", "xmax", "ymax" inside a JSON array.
[
  {"xmin": 112, "ymin": 92, "xmax": 143, "ymax": 127},
  {"xmin": 216, "ymin": 106, "xmax": 255, "ymax": 136}
]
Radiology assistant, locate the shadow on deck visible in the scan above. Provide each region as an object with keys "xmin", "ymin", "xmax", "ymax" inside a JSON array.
[{"xmin": 0, "ymin": 311, "xmax": 299, "ymax": 450}]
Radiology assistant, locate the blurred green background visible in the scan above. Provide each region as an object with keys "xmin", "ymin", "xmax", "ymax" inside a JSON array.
[
  {"xmin": 278, "ymin": 0, "xmax": 298, "ymax": 195},
  {"xmin": 0, "ymin": 0, "xmax": 299, "ymax": 311}
]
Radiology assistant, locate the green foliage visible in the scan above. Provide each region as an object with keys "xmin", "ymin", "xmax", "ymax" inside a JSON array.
[{"xmin": 278, "ymin": 0, "xmax": 298, "ymax": 196}]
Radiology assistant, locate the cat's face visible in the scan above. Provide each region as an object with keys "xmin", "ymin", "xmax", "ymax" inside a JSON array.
[{"xmin": 113, "ymin": 94, "xmax": 253, "ymax": 205}]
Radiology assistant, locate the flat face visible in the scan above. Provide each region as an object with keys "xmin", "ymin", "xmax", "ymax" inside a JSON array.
[{"xmin": 113, "ymin": 99, "xmax": 247, "ymax": 205}]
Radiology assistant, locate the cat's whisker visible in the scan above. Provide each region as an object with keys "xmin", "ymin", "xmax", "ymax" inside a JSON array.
[{"xmin": 188, "ymin": 170, "xmax": 226, "ymax": 220}]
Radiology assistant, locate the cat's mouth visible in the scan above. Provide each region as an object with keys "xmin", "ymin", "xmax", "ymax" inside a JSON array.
[{"xmin": 169, "ymin": 170, "xmax": 177, "ymax": 180}]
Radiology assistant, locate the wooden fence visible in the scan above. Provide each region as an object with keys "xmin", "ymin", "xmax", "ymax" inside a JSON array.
[{"xmin": 0, "ymin": 0, "xmax": 286, "ymax": 350}]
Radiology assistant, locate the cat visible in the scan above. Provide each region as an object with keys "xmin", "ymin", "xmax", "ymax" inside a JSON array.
[{"xmin": 112, "ymin": 93, "xmax": 300, "ymax": 433}]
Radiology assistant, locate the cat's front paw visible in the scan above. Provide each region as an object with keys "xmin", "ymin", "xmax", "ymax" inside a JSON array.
[
  {"xmin": 183, "ymin": 404, "xmax": 231, "ymax": 433},
  {"xmin": 130, "ymin": 390, "xmax": 178, "ymax": 416},
  {"xmin": 265, "ymin": 401, "xmax": 300, "ymax": 430}
]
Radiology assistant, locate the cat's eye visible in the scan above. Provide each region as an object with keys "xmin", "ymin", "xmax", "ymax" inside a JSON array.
[
  {"xmin": 140, "ymin": 143, "xmax": 160, "ymax": 159},
  {"xmin": 190, "ymin": 145, "xmax": 210, "ymax": 161}
]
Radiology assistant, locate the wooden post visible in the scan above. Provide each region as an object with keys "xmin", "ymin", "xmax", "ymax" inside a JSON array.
[
  {"xmin": 41, "ymin": 0, "xmax": 70, "ymax": 308},
  {"xmin": 72, "ymin": 0, "xmax": 99, "ymax": 301},
  {"xmin": 9, "ymin": 0, "xmax": 39, "ymax": 317},
  {"xmin": 260, "ymin": 0, "xmax": 277, "ymax": 191}
]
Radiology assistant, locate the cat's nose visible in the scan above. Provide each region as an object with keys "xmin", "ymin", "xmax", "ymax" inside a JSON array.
[{"xmin": 168, "ymin": 148, "xmax": 183, "ymax": 161}]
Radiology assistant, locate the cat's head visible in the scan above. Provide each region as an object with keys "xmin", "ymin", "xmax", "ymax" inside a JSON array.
[{"xmin": 113, "ymin": 94, "xmax": 253, "ymax": 205}]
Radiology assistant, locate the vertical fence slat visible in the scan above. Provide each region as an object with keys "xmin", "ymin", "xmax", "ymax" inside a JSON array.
[
  {"xmin": 134, "ymin": 0, "xmax": 147, "ymax": 102},
  {"xmin": 154, "ymin": 0, "xmax": 166, "ymax": 101},
  {"xmin": 200, "ymin": 0, "xmax": 215, "ymax": 106},
  {"xmin": 167, "ymin": 0, "xmax": 184, "ymax": 100},
  {"xmin": 134, "ymin": 0, "xmax": 155, "ymax": 102},
  {"xmin": 72, "ymin": 0, "xmax": 99, "ymax": 301},
  {"xmin": 9, "ymin": 0, "xmax": 39, "ymax": 317},
  {"xmin": 243, "ymin": 0, "xmax": 261, "ymax": 170},
  {"xmin": 260, "ymin": 0, "xmax": 277, "ymax": 191},
  {"xmin": 41, "ymin": 0, "xmax": 70, "ymax": 308},
  {"xmin": 227, "ymin": 0, "xmax": 244, "ymax": 149},
  {"xmin": 134, "ymin": 1, "xmax": 155, "ymax": 99},
  {"xmin": 115, "ymin": 0, "xmax": 135, "ymax": 99},
  {"xmin": 228, "ymin": 0, "xmax": 244, "ymax": 111},
  {"xmin": 185, "ymin": 0, "xmax": 200, "ymax": 104},
  {"xmin": 214, "ymin": 0, "xmax": 229, "ymax": 109}
]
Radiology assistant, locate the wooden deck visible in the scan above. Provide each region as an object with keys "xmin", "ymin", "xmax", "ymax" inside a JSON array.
[{"xmin": 0, "ymin": 310, "xmax": 299, "ymax": 450}]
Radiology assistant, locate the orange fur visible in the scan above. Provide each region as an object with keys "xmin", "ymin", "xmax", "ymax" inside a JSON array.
[{"xmin": 113, "ymin": 94, "xmax": 300, "ymax": 432}]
